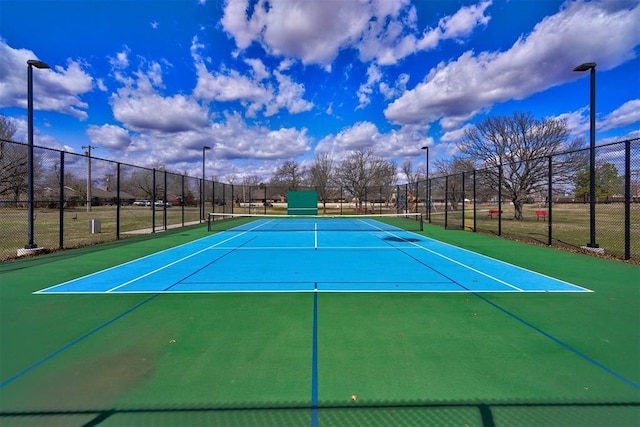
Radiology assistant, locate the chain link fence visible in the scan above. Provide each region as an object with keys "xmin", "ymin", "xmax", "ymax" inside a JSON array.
[
  {"xmin": 2, "ymin": 138, "xmax": 637, "ymax": 262},
  {"xmin": 0, "ymin": 140, "xmax": 211, "ymax": 261},
  {"xmin": 411, "ymin": 138, "xmax": 640, "ymax": 262}
]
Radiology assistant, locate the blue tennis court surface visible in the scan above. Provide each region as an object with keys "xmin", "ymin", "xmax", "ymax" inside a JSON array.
[{"xmin": 35, "ymin": 218, "xmax": 591, "ymax": 294}]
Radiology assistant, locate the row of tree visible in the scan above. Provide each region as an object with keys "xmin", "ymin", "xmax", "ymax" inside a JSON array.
[{"xmin": 2, "ymin": 113, "xmax": 632, "ymax": 220}]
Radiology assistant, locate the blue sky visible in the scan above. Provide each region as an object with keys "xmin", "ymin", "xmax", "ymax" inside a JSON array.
[{"xmin": 1, "ymin": 0, "xmax": 639, "ymax": 182}]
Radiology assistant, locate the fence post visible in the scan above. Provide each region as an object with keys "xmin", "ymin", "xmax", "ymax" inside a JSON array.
[
  {"xmin": 152, "ymin": 169, "xmax": 156, "ymax": 233},
  {"xmin": 625, "ymin": 140, "xmax": 631, "ymax": 260},
  {"xmin": 444, "ymin": 175, "xmax": 449, "ymax": 229},
  {"xmin": 427, "ymin": 177, "xmax": 431, "ymax": 223},
  {"xmin": 163, "ymin": 170, "xmax": 167, "ymax": 231},
  {"xmin": 461, "ymin": 172, "xmax": 466, "ymax": 230},
  {"xmin": 116, "ymin": 162, "xmax": 121, "ymax": 240},
  {"xmin": 181, "ymin": 175, "xmax": 185, "ymax": 227},
  {"xmin": 59, "ymin": 151, "xmax": 65, "ymax": 249},
  {"xmin": 547, "ymin": 156, "xmax": 552, "ymax": 246},
  {"xmin": 498, "ymin": 164, "xmax": 502, "ymax": 236},
  {"xmin": 472, "ymin": 170, "xmax": 477, "ymax": 232}
]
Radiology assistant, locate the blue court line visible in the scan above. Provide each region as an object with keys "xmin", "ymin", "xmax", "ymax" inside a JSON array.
[
  {"xmin": 310, "ymin": 284, "xmax": 319, "ymax": 427},
  {"xmin": 0, "ymin": 294, "xmax": 160, "ymax": 388},
  {"xmin": 476, "ymin": 293, "xmax": 640, "ymax": 391}
]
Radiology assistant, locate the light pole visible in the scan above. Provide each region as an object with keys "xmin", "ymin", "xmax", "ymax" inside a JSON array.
[
  {"xmin": 82, "ymin": 145, "xmax": 97, "ymax": 212},
  {"xmin": 25, "ymin": 59, "xmax": 50, "ymax": 250},
  {"xmin": 202, "ymin": 146, "xmax": 211, "ymax": 221},
  {"xmin": 421, "ymin": 145, "xmax": 429, "ymax": 222},
  {"xmin": 573, "ymin": 62, "xmax": 598, "ymax": 248}
]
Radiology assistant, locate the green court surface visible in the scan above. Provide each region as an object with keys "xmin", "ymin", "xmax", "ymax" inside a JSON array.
[{"xmin": 1, "ymin": 224, "xmax": 638, "ymax": 426}]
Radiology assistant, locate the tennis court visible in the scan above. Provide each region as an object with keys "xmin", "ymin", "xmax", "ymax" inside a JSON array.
[
  {"xmin": 35, "ymin": 214, "xmax": 589, "ymax": 295},
  {"xmin": 1, "ymin": 215, "xmax": 638, "ymax": 426}
]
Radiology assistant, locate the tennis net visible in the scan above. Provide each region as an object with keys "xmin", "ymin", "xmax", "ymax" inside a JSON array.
[{"xmin": 207, "ymin": 212, "xmax": 423, "ymax": 232}]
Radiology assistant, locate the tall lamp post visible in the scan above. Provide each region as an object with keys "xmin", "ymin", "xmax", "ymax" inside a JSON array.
[
  {"xmin": 202, "ymin": 146, "xmax": 211, "ymax": 221},
  {"xmin": 25, "ymin": 59, "xmax": 50, "ymax": 251},
  {"xmin": 421, "ymin": 145, "xmax": 429, "ymax": 222},
  {"xmin": 573, "ymin": 62, "xmax": 598, "ymax": 248}
]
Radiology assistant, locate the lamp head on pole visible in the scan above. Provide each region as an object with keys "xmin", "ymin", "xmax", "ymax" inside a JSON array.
[
  {"xmin": 573, "ymin": 62, "xmax": 596, "ymax": 72},
  {"xmin": 27, "ymin": 59, "xmax": 51, "ymax": 69},
  {"xmin": 421, "ymin": 146, "xmax": 428, "ymax": 150},
  {"xmin": 203, "ymin": 146, "xmax": 211, "ymax": 151}
]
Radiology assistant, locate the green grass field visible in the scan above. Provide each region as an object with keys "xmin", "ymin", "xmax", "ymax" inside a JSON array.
[{"xmin": 431, "ymin": 203, "xmax": 639, "ymax": 261}]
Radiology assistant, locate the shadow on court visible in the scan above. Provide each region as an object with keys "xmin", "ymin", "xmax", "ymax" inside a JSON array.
[{"xmin": 1, "ymin": 400, "xmax": 638, "ymax": 426}]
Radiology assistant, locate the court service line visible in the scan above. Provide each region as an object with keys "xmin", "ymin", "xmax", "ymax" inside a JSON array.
[
  {"xmin": 314, "ymin": 223, "xmax": 318, "ymax": 250},
  {"xmin": 416, "ymin": 232, "xmax": 593, "ymax": 292},
  {"xmin": 382, "ymin": 230, "xmax": 524, "ymax": 291},
  {"xmin": 33, "ymin": 232, "xmax": 222, "ymax": 294},
  {"xmin": 105, "ymin": 223, "xmax": 272, "ymax": 293}
]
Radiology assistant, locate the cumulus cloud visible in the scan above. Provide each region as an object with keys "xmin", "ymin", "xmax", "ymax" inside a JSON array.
[
  {"xmin": 210, "ymin": 113, "xmax": 312, "ymax": 160},
  {"xmin": 109, "ymin": 61, "xmax": 210, "ymax": 133},
  {"xmin": 0, "ymin": 39, "xmax": 93, "ymax": 120},
  {"xmin": 191, "ymin": 37, "xmax": 312, "ymax": 117},
  {"xmin": 221, "ymin": 0, "xmax": 492, "ymax": 67},
  {"xmin": 87, "ymin": 124, "xmax": 132, "ymax": 149},
  {"xmin": 599, "ymin": 99, "xmax": 640, "ymax": 131},
  {"xmin": 385, "ymin": 0, "xmax": 640, "ymax": 129},
  {"xmin": 315, "ymin": 121, "xmax": 430, "ymax": 160}
]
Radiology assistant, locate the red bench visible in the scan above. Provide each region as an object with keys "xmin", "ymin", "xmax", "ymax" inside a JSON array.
[
  {"xmin": 535, "ymin": 210, "xmax": 547, "ymax": 221},
  {"xmin": 487, "ymin": 209, "xmax": 503, "ymax": 218}
]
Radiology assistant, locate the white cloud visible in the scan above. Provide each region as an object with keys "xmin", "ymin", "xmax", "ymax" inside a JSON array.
[
  {"xmin": 0, "ymin": 39, "xmax": 93, "ymax": 120},
  {"xmin": 193, "ymin": 63, "xmax": 271, "ymax": 111},
  {"xmin": 110, "ymin": 62, "xmax": 209, "ymax": 133},
  {"xmin": 210, "ymin": 113, "xmax": 312, "ymax": 160},
  {"xmin": 599, "ymin": 99, "xmax": 640, "ymax": 131},
  {"xmin": 109, "ymin": 46, "xmax": 131, "ymax": 69},
  {"xmin": 356, "ymin": 64, "xmax": 383, "ymax": 109},
  {"xmin": 439, "ymin": 0, "xmax": 492, "ymax": 40},
  {"xmin": 315, "ymin": 121, "xmax": 430, "ymax": 160},
  {"xmin": 244, "ymin": 58, "xmax": 270, "ymax": 81},
  {"xmin": 385, "ymin": 1, "xmax": 640, "ymax": 129},
  {"xmin": 192, "ymin": 41, "xmax": 312, "ymax": 117},
  {"xmin": 440, "ymin": 125, "xmax": 473, "ymax": 143},
  {"xmin": 87, "ymin": 124, "xmax": 132, "ymax": 149},
  {"xmin": 221, "ymin": 0, "xmax": 491, "ymax": 67},
  {"xmin": 268, "ymin": 71, "xmax": 313, "ymax": 116}
]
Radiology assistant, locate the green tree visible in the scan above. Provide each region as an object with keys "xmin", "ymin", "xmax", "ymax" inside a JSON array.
[{"xmin": 574, "ymin": 162, "xmax": 623, "ymax": 200}]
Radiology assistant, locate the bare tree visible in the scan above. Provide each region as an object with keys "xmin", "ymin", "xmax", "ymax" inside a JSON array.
[
  {"xmin": 334, "ymin": 149, "xmax": 395, "ymax": 210},
  {"xmin": 270, "ymin": 160, "xmax": 307, "ymax": 191},
  {"xmin": 309, "ymin": 152, "xmax": 334, "ymax": 213},
  {"xmin": 458, "ymin": 112, "xmax": 585, "ymax": 220},
  {"xmin": 430, "ymin": 156, "xmax": 477, "ymax": 210},
  {"xmin": 0, "ymin": 117, "xmax": 27, "ymax": 204},
  {"xmin": 401, "ymin": 159, "xmax": 422, "ymax": 197}
]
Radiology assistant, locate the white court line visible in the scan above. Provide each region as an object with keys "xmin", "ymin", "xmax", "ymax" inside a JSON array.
[
  {"xmin": 417, "ymin": 231, "xmax": 593, "ymax": 292},
  {"xmin": 379, "ymin": 229, "xmax": 524, "ymax": 291},
  {"xmin": 380, "ymin": 228, "xmax": 592, "ymax": 292},
  {"xmin": 34, "ymin": 232, "xmax": 219, "ymax": 294},
  {"xmin": 105, "ymin": 220, "xmax": 277, "ymax": 293}
]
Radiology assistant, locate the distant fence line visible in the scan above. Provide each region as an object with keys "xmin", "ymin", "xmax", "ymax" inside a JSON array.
[
  {"xmin": 402, "ymin": 138, "xmax": 639, "ymax": 262},
  {"xmin": 0, "ymin": 138, "xmax": 638, "ymax": 262}
]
